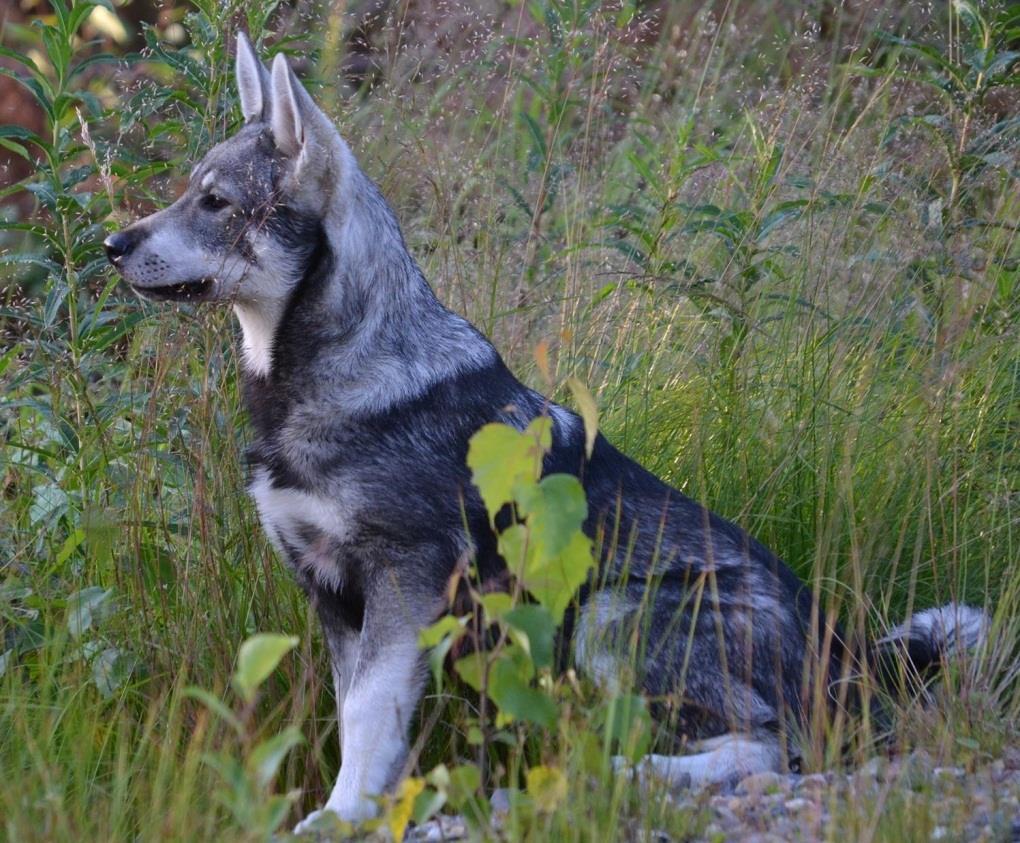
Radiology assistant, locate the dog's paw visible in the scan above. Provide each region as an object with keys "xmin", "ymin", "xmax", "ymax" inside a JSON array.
[
  {"xmin": 292, "ymin": 808, "xmax": 351, "ymax": 837},
  {"xmin": 293, "ymin": 796, "xmax": 378, "ymax": 836}
]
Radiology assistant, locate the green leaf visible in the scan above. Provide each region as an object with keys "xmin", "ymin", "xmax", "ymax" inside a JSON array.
[
  {"xmin": 183, "ymin": 687, "xmax": 244, "ymax": 735},
  {"xmin": 453, "ymin": 651, "xmax": 486, "ymax": 692},
  {"xmin": 479, "ymin": 592, "xmax": 514, "ymax": 620},
  {"xmin": 232, "ymin": 633, "xmax": 299, "ymax": 703},
  {"xmin": 420, "ymin": 615, "xmax": 468, "ymax": 689},
  {"xmin": 505, "ymin": 604, "xmax": 556, "ymax": 670},
  {"xmin": 419, "ymin": 614, "xmax": 466, "ymax": 648},
  {"xmin": 412, "ymin": 786, "xmax": 447, "ymax": 826},
  {"xmin": 248, "ymin": 727, "xmax": 304, "ymax": 788},
  {"xmin": 523, "ymin": 529, "xmax": 593, "ymax": 623},
  {"xmin": 757, "ymin": 199, "xmax": 809, "ymax": 241},
  {"xmin": 67, "ymin": 586, "xmax": 112, "ymax": 638},
  {"xmin": 519, "ymin": 473, "xmax": 588, "ymax": 558},
  {"xmin": 91, "ymin": 646, "xmax": 134, "ymax": 699},
  {"xmin": 489, "ymin": 659, "xmax": 558, "ymax": 727},
  {"xmin": 467, "ymin": 418, "xmax": 551, "ymax": 521}
]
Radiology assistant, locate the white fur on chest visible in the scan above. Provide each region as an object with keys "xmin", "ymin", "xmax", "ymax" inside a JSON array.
[{"xmin": 249, "ymin": 465, "xmax": 360, "ymax": 590}]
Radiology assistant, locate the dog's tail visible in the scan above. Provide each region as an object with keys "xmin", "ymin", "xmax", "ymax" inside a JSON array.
[{"xmin": 869, "ymin": 603, "xmax": 990, "ymax": 693}]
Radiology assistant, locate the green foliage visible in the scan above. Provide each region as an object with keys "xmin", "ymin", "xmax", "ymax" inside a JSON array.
[
  {"xmin": 0, "ymin": 0, "xmax": 1018, "ymax": 839},
  {"xmin": 186, "ymin": 633, "xmax": 303, "ymax": 837}
]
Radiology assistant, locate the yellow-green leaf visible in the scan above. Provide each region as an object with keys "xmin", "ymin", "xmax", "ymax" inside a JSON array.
[
  {"xmin": 526, "ymin": 765, "xmax": 567, "ymax": 813},
  {"xmin": 233, "ymin": 633, "xmax": 299, "ymax": 703},
  {"xmin": 467, "ymin": 419, "xmax": 551, "ymax": 521},
  {"xmin": 387, "ymin": 776, "xmax": 425, "ymax": 841},
  {"xmin": 566, "ymin": 376, "xmax": 599, "ymax": 458}
]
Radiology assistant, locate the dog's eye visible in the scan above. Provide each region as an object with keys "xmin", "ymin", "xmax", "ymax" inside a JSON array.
[{"xmin": 201, "ymin": 193, "xmax": 231, "ymax": 212}]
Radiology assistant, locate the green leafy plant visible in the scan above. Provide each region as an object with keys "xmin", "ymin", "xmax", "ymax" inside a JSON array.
[{"xmin": 186, "ymin": 633, "xmax": 303, "ymax": 837}]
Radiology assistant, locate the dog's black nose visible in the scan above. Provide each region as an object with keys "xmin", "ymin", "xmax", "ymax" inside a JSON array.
[{"xmin": 104, "ymin": 230, "xmax": 134, "ymax": 265}]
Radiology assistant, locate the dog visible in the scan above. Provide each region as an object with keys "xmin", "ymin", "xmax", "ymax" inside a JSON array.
[{"xmin": 104, "ymin": 33, "xmax": 989, "ymax": 831}]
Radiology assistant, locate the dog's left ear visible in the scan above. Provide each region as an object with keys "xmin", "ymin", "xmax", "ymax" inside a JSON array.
[
  {"xmin": 269, "ymin": 53, "xmax": 306, "ymax": 158},
  {"xmin": 267, "ymin": 53, "xmax": 344, "ymax": 197}
]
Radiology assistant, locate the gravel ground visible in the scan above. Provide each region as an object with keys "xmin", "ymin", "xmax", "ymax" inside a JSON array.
[{"xmin": 406, "ymin": 750, "xmax": 1020, "ymax": 842}]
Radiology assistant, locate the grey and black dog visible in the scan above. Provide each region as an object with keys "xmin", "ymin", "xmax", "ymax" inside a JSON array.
[{"xmin": 105, "ymin": 34, "xmax": 989, "ymax": 831}]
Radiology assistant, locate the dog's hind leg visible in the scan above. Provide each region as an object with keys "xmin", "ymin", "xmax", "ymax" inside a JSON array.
[{"xmin": 615, "ymin": 732, "xmax": 783, "ymax": 791}]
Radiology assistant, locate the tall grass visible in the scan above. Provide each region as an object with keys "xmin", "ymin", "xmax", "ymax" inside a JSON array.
[{"xmin": 1, "ymin": 0, "xmax": 1018, "ymax": 839}]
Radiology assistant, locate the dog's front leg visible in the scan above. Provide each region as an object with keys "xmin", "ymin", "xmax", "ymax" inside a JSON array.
[{"xmin": 295, "ymin": 598, "xmax": 427, "ymax": 831}]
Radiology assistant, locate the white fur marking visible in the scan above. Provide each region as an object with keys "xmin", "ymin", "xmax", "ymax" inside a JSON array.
[
  {"xmin": 573, "ymin": 592, "xmax": 635, "ymax": 689},
  {"xmin": 248, "ymin": 466, "xmax": 360, "ymax": 590},
  {"xmin": 233, "ymin": 301, "xmax": 282, "ymax": 377},
  {"xmin": 552, "ymin": 404, "xmax": 578, "ymax": 436},
  {"xmin": 879, "ymin": 602, "xmax": 990, "ymax": 656}
]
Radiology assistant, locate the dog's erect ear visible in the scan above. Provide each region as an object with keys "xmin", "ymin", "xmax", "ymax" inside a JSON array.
[
  {"xmin": 269, "ymin": 53, "xmax": 305, "ymax": 158},
  {"xmin": 236, "ymin": 32, "xmax": 270, "ymax": 123}
]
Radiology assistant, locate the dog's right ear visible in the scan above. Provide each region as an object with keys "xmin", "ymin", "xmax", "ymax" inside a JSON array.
[{"xmin": 235, "ymin": 31, "xmax": 270, "ymax": 124}]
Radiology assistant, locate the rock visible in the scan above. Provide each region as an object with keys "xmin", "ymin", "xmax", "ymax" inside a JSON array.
[
  {"xmin": 784, "ymin": 797, "xmax": 811, "ymax": 812},
  {"xmin": 408, "ymin": 816, "xmax": 468, "ymax": 842},
  {"xmin": 934, "ymin": 766, "xmax": 966, "ymax": 782},
  {"xmin": 489, "ymin": 788, "xmax": 511, "ymax": 815},
  {"xmin": 796, "ymin": 773, "xmax": 830, "ymax": 794},
  {"xmin": 858, "ymin": 755, "xmax": 889, "ymax": 781},
  {"xmin": 735, "ymin": 771, "xmax": 787, "ymax": 797}
]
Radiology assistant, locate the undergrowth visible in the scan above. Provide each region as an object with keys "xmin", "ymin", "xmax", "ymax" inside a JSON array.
[{"xmin": 0, "ymin": 0, "xmax": 1018, "ymax": 840}]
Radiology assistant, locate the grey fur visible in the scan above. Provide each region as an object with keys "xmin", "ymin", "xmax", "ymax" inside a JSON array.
[{"xmin": 104, "ymin": 35, "xmax": 991, "ymax": 830}]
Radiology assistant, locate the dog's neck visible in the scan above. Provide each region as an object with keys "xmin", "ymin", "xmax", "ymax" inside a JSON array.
[{"xmin": 235, "ymin": 159, "xmax": 495, "ymax": 422}]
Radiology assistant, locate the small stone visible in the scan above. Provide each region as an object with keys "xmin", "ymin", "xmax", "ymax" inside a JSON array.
[
  {"xmin": 784, "ymin": 797, "xmax": 811, "ymax": 812},
  {"xmin": 489, "ymin": 788, "xmax": 511, "ymax": 815},
  {"xmin": 410, "ymin": 816, "xmax": 468, "ymax": 842},
  {"xmin": 859, "ymin": 756, "xmax": 888, "ymax": 781},
  {"xmin": 735, "ymin": 771, "xmax": 786, "ymax": 797},
  {"xmin": 934, "ymin": 766, "xmax": 965, "ymax": 781},
  {"xmin": 796, "ymin": 773, "xmax": 829, "ymax": 793}
]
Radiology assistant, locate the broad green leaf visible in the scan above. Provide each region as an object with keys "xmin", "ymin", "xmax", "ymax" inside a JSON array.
[
  {"xmin": 420, "ymin": 615, "xmax": 468, "ymax": 689},
  {"xmin": 412, "ymin": 786, "xmax": 447, "ymax": 826},
  {"xmin": 232, "ymin": 633, "xmax": 299, "ymax": 703},
  {"xmin": 519, "ymin": 473, "xmax": 588, "ymax": 559},
  {"xmin": 418, "ymin": 614, "xmax": 466, "ymax": 648},
  {"xmin": 448, "ymin": 762, "xmax": 490, "ymax": 831},
  {"xmin": 505, "ymin": 604, "xmax": 556, "ymax": 670},
  {"xmin": 67, "ymin": 586, "xmax": 112, "ymax": 637},
  {"xmin": 523, "ymin": 529, "xmax": 593, "ymax": 623},
  {"xmin": 467, "ymin": 418, "xmax": 551, "ymax": 520},
  {"xmin": 489, "ymin": 659, "xmax": 557, "ymax": 728},
  {"xmin": 452, "ymin": 651, "xmax": 486, "ymax": 692},
  {"xmin": 91, "ymin": 646, "xmax": 134, "ymax": 698},
  {"xmin": 479, "ymin": 592, "xmax": 514, "ymax": 620},
  {"xmin": 249, "ymin": 727, "xmax": 304, "ymax": 788}
]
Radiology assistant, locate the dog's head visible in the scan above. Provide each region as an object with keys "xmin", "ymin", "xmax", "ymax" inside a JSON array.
[{"xmin": 105, "ymin": 34, "xmax": 347, "ymax": 305}]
